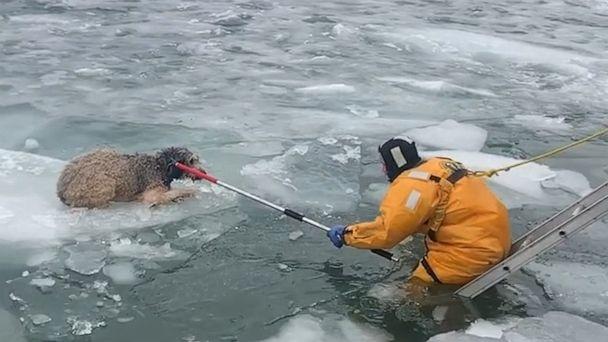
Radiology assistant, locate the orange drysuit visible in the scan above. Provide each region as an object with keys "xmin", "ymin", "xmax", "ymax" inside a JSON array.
[{"xmin": 344, "ymin": 157, "xmax": 511, "ymax": 284}]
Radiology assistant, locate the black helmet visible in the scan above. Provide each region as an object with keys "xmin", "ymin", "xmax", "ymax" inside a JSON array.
[{"xmin": 378, "ymin": 137, "xmax": 421, "ymax": 182}]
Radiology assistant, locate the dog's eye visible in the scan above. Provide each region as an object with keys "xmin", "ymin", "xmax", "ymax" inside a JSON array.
[{"xmin": 188, "ymin": 157, "xmax": 196, "ymax": 164}]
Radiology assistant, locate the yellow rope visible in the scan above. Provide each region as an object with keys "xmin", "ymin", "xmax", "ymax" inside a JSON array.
[{"xmin": 471, "ymin": 125, "xmax": 608, "ymax": 178}]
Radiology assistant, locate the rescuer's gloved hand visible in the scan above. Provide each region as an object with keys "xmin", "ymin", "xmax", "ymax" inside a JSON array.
[{"xmin": 327, "ymin": 225, "xmax": 347, "ymax": 248}]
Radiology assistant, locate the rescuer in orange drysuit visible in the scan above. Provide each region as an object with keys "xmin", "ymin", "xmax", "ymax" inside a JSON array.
[{"xmin": 327, "ymin": 137, "xmax": 511, "ymax": 285}]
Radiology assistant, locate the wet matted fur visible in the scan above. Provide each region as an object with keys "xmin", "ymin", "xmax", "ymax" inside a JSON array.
[{"xmin": 57, "ymin": 147, "xmax": 201, "ymax": 208}]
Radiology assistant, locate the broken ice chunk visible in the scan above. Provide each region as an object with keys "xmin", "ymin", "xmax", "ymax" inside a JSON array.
[
  {"xmin": 288, "ymin": 230, "xmax": 304, "ymax": 241},
  {"xmin": 24, "ymin": 138, "xmax": 40, "ymax": 151},
  {"xmin": 92, "ymin": 280, "xmax": 109, "ymax": 297},
  {"xmin": 117, "ymin": 316, "xmax": 134, "ymax": 323},
  {"xmin": 277, "ymin": 263, "xmax": 292, "ymax": 272},
  {"xmin": 70, "ymin": 320, "xmax": 93, "ymax": 336},
  {"xmin": 432, "ymin": 306, "xmax": 448, "ymax": 322},
  {"xmin": 64, "ymin": 243, "xmax": 107, "ymax": 276},
  {"xmin": 29, "ymin": 278, "xmax": 56, "ymax": 287},
  {"xmin": 177, "ymin": 228, "xmax": 198, "ymax": 238},
  {"xmin": 103, "ymin": 263, "xmax": 138, "ymax": 285},
  {"xmin": 30, "ymin": 314, "xmax": 51, "ymax": 326},
  {"xmin": 9, "ymin": 293, "xmax": 27, "ymax": 305}
]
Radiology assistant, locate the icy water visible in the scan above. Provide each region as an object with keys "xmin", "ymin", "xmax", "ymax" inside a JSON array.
[{"xmin": 1, "ymin": 0, "xmax": 608, "ymax": 341}]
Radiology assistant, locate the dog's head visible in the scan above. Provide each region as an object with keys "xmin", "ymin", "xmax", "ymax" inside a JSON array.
[{"xmin": 157, "ymin": 147, "xmax": 201, "ymax": 185}]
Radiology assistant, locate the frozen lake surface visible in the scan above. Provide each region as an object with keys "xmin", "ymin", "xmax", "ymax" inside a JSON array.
[{"xmin": 1, "ymin": 0, "xmax": 607, "ymax": 341}]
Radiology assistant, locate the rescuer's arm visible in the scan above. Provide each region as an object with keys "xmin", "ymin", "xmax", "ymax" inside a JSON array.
[{"xmin": 344, "ymin": 180, "xmax": 436, "ymax": 249}]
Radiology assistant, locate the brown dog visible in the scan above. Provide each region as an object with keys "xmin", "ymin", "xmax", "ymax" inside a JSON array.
[{"xmin": 57, "ymin": 147, "xmax": 201, "ymax": 208}]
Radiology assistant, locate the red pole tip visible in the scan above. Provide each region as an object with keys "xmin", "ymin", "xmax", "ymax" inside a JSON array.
[{"xmin": 175, "ymin": 162, "xmax": 218, "ymax": 184}]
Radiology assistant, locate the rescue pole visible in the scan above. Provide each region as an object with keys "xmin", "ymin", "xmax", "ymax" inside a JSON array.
[{"xmin": 175, "ymin": 162, "xmax": 399, "ymax": 262}]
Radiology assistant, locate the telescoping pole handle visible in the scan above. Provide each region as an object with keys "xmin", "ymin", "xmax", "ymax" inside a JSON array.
[
  {"xmin": 175, "ymin": 162, "xmax": 399, "ymax": 262},
  {"xmin": 286, "ymin": 209, "xmax": 399, "ymax": 263},
  {"xmin": 370, "ymin": 249, "xmax": 396, "ymax": 261}
]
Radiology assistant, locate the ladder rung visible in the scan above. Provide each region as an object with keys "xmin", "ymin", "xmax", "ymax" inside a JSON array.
[
  {"xmin": 455, "ymin": 181, "xmax": 608, "ymax": 299},
  {"xmin": 511, "ymin": 182, "xmax": 608, "ymax": 252}
]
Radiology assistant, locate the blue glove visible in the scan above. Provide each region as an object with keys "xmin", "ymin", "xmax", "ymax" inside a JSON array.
[{"xmin": 327, "ymin": 225, "xmax": 347, "ymax": 248}]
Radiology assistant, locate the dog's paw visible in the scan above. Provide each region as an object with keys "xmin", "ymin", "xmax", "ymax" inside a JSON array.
[
  {"xmin": 171, "ymin": 196, "xmax": 186, "ymax": 203},
  {"xmin": 179, "ymin": 187, "xmax": 198, "ymax": 197},
  {"xmin": 165, "ymin": 187, "xmax": 197, "ymax": 204},
  {"xmin": 69, "ymin": 207, "xmax": 87, "ymax": 214}
]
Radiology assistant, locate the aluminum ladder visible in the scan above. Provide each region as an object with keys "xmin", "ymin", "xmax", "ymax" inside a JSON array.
[{"xmin": 456, "ymin": 180, "xmax": 608, "ymax": 299}]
